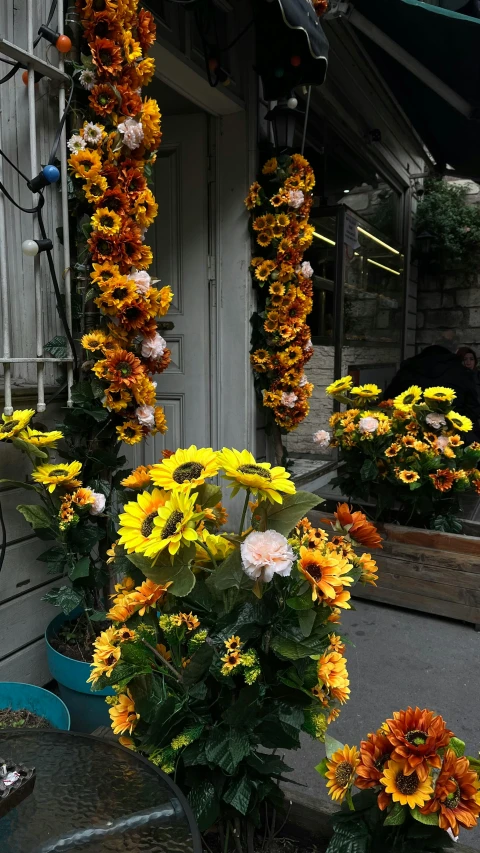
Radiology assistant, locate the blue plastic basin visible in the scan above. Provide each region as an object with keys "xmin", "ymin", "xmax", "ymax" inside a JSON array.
[{"xmin": 0, "ymin": 682, "xmax": 70, "ymax": 730}]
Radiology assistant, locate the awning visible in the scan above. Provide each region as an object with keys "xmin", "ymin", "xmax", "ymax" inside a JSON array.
[
  {"xmin": 255, "ymin": 0, "xmax": 329, "ymax": 100},
  {"xmin": 343, "ymin": 0, "xmax": 480, "ymax": 177}
]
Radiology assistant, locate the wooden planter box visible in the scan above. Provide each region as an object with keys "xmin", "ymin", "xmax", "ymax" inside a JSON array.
[{"xmin": 309, "ymin": 511, "xmax": 480, "ymax": 628}]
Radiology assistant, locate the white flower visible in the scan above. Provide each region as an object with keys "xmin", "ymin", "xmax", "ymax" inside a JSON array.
[
  {"xmin": 89, "ymin": 491, "xmax": 106, "ymax": 516},
  {"xmin": 128, "ymin": 269, "xmax": 151, "ymax": 295},
  {"xmin": 313, "ymin": 429, "xmax": 330, "ymax": 448},
  {"xmin": 426, "ymin": 412, "xmax": 446, "ymax": 430},
  {"xmin": 300, "ymin": 261, "xmax": 313, "ymax": 278},
  {"xmin": 299, "ymin": 373, "xmax": 308, "ymax": 387},
  {"xmin": 136, "ymin": 404, "xmax": 155, "ymax": 427},
  {"xmin": 359, "ymin": 416, "xmax": 379, "ymax": 434},
  {"xmin": 118, "ymin": 117, "xmax": 144, "ymax": 150},
  {"xmin": 240, "ymin": 530, "xmax": 295, "ymax": 583},
  {"xmin": 304, "ymin": 338, "xmax": 313, "ymax": 352},
  {"xmin": 141, "ymin": 333, "xmax": 166, "ymax": 360},
  {"xmin": 79, "ymin": 68, "xmax": 96, "ymax": 91},
  {"xmin": 436, "ymin": 435, "xmax": 449, "ymax": 451},
  {"xmin": 83, "ymin": 122, "xmax": 103, "ymax": 146},
  {"xmin": 281, "ymin": 391, "xmax": 298, "ymax": 408},
  {"xmin": 67, "ymin": 134, "xmax": 86, "ymax": 153},
  {"xmin": 288, "ymin": 189, "xmax": 305, "ymax": 209}
]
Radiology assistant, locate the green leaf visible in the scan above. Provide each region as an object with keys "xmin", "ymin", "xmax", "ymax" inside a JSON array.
[
  {"xmin": 263, "ymin": 490, "xmax": 321, "ymax": 536},
  {"xmin": 205, "ymin": 727, "xmax": 251, "ymax": 774},
  {"xmin": 69, "ymin": 555, "xmax": 90, "ymax": 581},
  {"xmin": 188, "ymin": 781, "xmax": 220, "ymax": 832},
  {"xmin": 44, "ymin": 335, "xmax": 67, "ymax": 360},
  {"xmin": 326, "ymin": 822, "xmax": 369, "ymax": 853},
  {"xmin": 196, "ymin": 483, "xmax": 222, "ymax": 509},
  {"xmin": 129, "ymin": 545, "xmax": 196, "ymax": 596},
  {"xmin": 209, "ymin": 547, "xmax": 244, "ymax": 591},
  {"xmin": 298, "ymin": 609, "xmax": 316, "ymax": 637},
  {"xmin": 448, "ymin": 736, "xmax": 465, "ymax": 757},
  {"xmin": 0, "ymin": 478, "xmax": 39, "ymax": 492},
  {"xmin": 17, "ymin": 504, "xmax": 53, "ymax": 530},
  {"xmin": 182, "ymin": 644, "xmax": 213, "ymax": 688},
  {"xmin": 11, "ymin": 438, "xmax": 48, "ymax": 459},
  {"xmin": 325, "ymin": 733, "xmax": 345, "ymax": 759},
  {"xmin": 315, "ymin": 757, "xmax": 328, "ymax": 777},
  {"xmin": 286, "ymin": 591, "xmax": 314, "ymax": 610},
  {"xmin": 223, "ymin": 685, "xmax": 261, "ymax": 728},
  {"xmin": 360, "ymin": 459, "xmax": 377, "ymax": 481},
  {"xmin": 384, "ymin": 802, "xmax": 407, "ymax": 826},
  {"xmin": 222, "ymin": 775, "xmax": 252, "ymax": 816},
  {"xmin": 89, "ymin": 610, "xmax": 107, "ymax": 622},
  {"xmin": 410, "ymin": 806, "xmax": 439, "ymax": 826},
  {"xmin": 69, "ymin": 522, "xmax": 105, "ymax": 552},
  {"xmin": 43, "ymin": 585, "xmax": 83, "ymax": 615}
]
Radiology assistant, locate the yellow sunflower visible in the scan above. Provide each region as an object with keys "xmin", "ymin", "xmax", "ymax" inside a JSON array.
[
  {"xmin": 221, "ymin": 649, "xmax": 242, "ymax": 674},
  {"xmin": 91, "ymin": 207, "xmax": 122, "ymax": 235},
  {"xmin": 262, "ymin": 157, "xmax": 278, "ymax": 175},
  {"xmin": 325, "ymin": 376, "xmax": 353, "ymax": 396},
  {"xmin": 0, "ymin": 408, "xmax": 35, "ymax": 440},
  {"xmin": 326, "ymin": 745, "xmax": 360, "ymax": 803},
  {"xmin": 109, "ymin": 691, "xmax": 139, "ymax": 736},
  {"xmin": 393, "ymin": 386, "xmax": 423, "ymax": 410},
  {"xmin": 84, "ymin": 173, "xmax": 108, "ymax": 203},
  {"xmin": 150, "ymin": 445, "xmax": 219, "ymax": 493},
  {"xmin": 81, "ymin": 330, "xmax": 107, "ymax": 352},
  {"xmin": 446, "ymin": 411, "xmax": 473, "ymax": 432},
  {"xmin": 17, "ymin": 427, "xmax": 63, "ymax": 448},
  {"xmin": 121, "ymin": 465, "xmax": 153, "ymax": 489},
  {"xmin": 116, "ymin": 421, "xmax": 145, "ymax": 445},
  {"xmin": 298, "ymin": 546, "xmax": 353, "ymax": 603},
  {"xmin": 381, "ymin": 759, "xmax": 433, "ymax": 809},
  {"xmin": 32, "ymin": 461, "xmax": 82, "ymax": 492},
  {"xmin": 397, "ymin": 470, "xmax": 420, "ymax": 484},
  {"xmin": 117, "ymin": 488, "xmax": 169, "ymax": 554},
  {"xmin": 68, "ymin": 148, "xmax": 102, "ymax": 180},
  {"xmin": 143, "ymin": 490, "xmax": 200, "ymax": 557},
  {"xmin": 350, "ymin": 384, "xmax": 382, "ymax": 399},
  {"xmin": 217, "ymin": 447, "xmax": 295, "ymax": 504}
]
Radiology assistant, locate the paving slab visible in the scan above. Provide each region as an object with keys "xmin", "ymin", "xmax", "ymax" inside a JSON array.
[{"xmin": 284, "ymin": 598, "xmax": 480, "ymax": 850}]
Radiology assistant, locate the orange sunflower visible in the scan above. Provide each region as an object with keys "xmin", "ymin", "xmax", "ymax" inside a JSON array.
[
  {"xmin": 421, "ymin": 749, "xmax": 480, "ymax": 836},
  {"xmin": 355, "ymin": 730, "xmax": 393, "ymax": 810},
  {"xmin": 385, "ymin": 706, "xmax": 452, "ymax": 781},
  {"xmin": 103, "ymin": 349, "xmax": 145, "ymax": 387},
  {"xmin": 90, "ymin": 37, "xmax": 123, "ymax": 77},
  {"xmin": 430, "ymin": 469, "xmax": 455, "ymax": 491},
  {"xmin": 298, "ymin": 546, "xmax": 353, "ymax": 604},
  {"xmin": 326, "ymin": 745, "xmax": 360, "ymax": 803},
  {"xmin": 333, "ymin": 503, "xmax": 382, "ymax": 549}
]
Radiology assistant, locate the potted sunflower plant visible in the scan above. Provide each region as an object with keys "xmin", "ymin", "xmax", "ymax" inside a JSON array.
[
  {"xmin": 87, "ymin": 444, "xmax": 383, "ymax": 850},
  {"xmin": 317, "ymin": 706, "xmax": 480, "ymax": 851}
]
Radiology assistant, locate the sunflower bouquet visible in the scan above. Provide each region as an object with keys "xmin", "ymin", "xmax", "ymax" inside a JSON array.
[
  {"xmin": 246, "ymin": 154, "xmax": 316, "ymax": 431},
  {"xmin": 89, "ymin": 444, "xmax": 382, "ymax": 841},
  {"xmin": 317, "ymin": 707, "xmax": 480, "ymax": 851},
  {"xmin": 68, "ymin": 0, "xmax": 170, "ymax": 446},
  {"xmin": 319, "ymin": 376, "xmax": 480, "ymax": 530}
]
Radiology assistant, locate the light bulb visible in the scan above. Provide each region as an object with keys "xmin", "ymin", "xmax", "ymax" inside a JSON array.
[
  {"xmin": 22, "ymin": 239, "xmax": 39, "ymax": 257},
  {"xmin": 287, "ymin": 97, "xmax": 298, "ymax": 109}
]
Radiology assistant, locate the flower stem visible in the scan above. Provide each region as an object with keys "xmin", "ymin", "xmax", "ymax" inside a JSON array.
[
  {"xmin": 141, "ymin": 638, "xmax": 182, "ymax": 683},
  {"xmin": 201, "ymin": 542, "xmax": 218, "ymax": 571},
  {"xmin": 238, "ymin": 490, "xmax": 250, "ymax": 537}
]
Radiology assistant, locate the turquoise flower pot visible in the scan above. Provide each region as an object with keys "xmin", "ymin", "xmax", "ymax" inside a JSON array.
[
  {"xmin": 0, "ymin": 682, "xmax": 70, "ymax": 730},
  {"xmin": 45, "ymin": 610, "xmax": 114, "ymax": 733}
]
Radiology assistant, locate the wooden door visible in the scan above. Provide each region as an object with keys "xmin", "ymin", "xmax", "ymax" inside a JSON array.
[{"xmin": 130, "ymin": 113, "xmax": 211, "ymax": 467}]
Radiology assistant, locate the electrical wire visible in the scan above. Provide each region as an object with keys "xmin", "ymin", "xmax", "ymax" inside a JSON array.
[{"xmin": 0, "ymin": 0, "xmax": 59, "ymax": 85}]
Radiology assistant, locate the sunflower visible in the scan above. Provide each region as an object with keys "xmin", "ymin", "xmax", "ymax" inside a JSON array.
[
  {"xmin": 116, "ymin": 421, "xmax": 145, "ymax": 445},
  {"xmin": 420, "ymin": 749, "xmax": 480, "ymax": 836},
  {"xmin": 81, "ymin": 330, "xmax": 107, "ymax": 351},
  {"xmin": 143, "ymin": 490, "xmax": 199, "ymax": 557},
  {"xmin": 104, "ymin": 349, "xmax": 144, "ymax": 386},
  {"xmin": 356, "ymin": 731, "xmax": 393, "ymax": 802},
  {"xmin": 325, "ymin": 376, "xmax": 353, "ymax": 396},
  {"xmin": 107, "ymin": 595, "xmax": 138, "ymax": 623},
  {"xmin": 142, "ymin": 97, "xmax": 162, "ymax": 149},
  {"xmin": 217, "ymin": 447, "xmax": 296, "ymax": 504},
  {"xmin": 385, "ymin": 706, "xmax": 452, "ymax": 781},
  {"xmin": 121, "ymin": 465, "xmax": 153, "ymax": 489},
  {"xmin": 446, "ymin": 411, "xmax": 473, "ymax": 432},
  {"xmin": 385, "ymin": 442, "xmax": 401, "ymax": 458},
  {"xmin": 402, "ymin": 435, "xmax": 416, "ymax": 448},
  {"xmin": 257, "ymin": 230, "xmax": 273, "ymax": 248},
  {"xmin": 89, "ymin": 82, "xmax": 119, "ymax": 116},
  {"xmin": 449, "ymin": 435, "xmax": 464, "ymax": 447},
  {"xmin": 172, "ymin": 611, "xmax": 200, "ymax": 631},
  {"xmin": 68, "ymin": 148, "xmax": 102, "ymax": 180},
  {"xmin": 97, "ymin": 277, "xmax": 137, "ymax": 312},
  {"xmin": 224, "ymin": 635, "xmax": 242, "ymax": 652},
  {"xmin": 152, "ymin": 407, "xmax": 168, "ymax": 435},
  {"xmin": 71, "ymin": 487, "xmax": 95, "ymax": 507},
  {"xmin": 90, "ymin": 260, "xmax": 119, "ymax": 286},
  {"xmin": 150, "ymin": 445, "xmax": 219, "ymax": 493},
  {"xmin": 298, "ymin": 546, "xmax": 353, "ymax": 603},
  {"xmin": 270, "ymin": 193, "xmax": 285, "ymax": 207},
  {"xmin": 413, "ymin": 440, "xmax": 430, "ymax": 453},
  {"xmin": 134, "ymin": 189, "xmax": 158, "ymax": 228},
  {"xmin": 17, "ymin": 426, "xmax": 63, "ymax": 448},
  {"xmin": 381, "ymin": 759, "xmax": 433, "ymax": 808},
  {"xmin": 118, "ymin": 488, "xmax": 169, "ymax": 554},
  {"xmin": 84, "ymin": 173, "xmax": 108, "ymax": 202},
  {"xmin": 262, "ymin": 157, "xmax": 278, "ymax": 175},
  {"xmin": 325, "ymin": 745, "xmax": 360, "ymax": 803},
  {"xmin": 424, "ymin": 386, "xmax": 456, "ymax": 405},
  {"xmin": 109, "ymin": 691, "xmax": 139, "ymax": 736},
  {"xmin": 333, "ymin": 504, "xmax": 382, "ymax": 549},
  {"xmin": 221, "ymin": 650, "xmax": 242, "ymax": 673},
  {"xmin": 397, "ymin": 470, "xmax": 420, "ymax": 484},
  {"xmin": 351, "ymin": 384, "xmax": 382, "ymax": 399},
  {"xmin": 393, "ymin": 386, "xmax": 422, "ymax": 409},
  {"xmin": 318, "ymin": 650, "xmax": 349, "ymax": 691},
  {"xmin": 91, "ymin": 36, "xmax": 123, "ymax": 77},
  {"xmin": 430, "ymin": 469, "xmax": 455, "ymax": 492},
  {"xmin": 32, "ymin": 461, "xmax": 83, "ymax": 492},
  {"xmin": 137, "ymin": 8, "xmax": 157, "ymax": 50},
  {"xmin": 0, "ymin": 409, "xmax": 35, "ymax": 441},
  {"xmin": 91, "ymin": 207, "xmax": 122, "ymax": 235},
  {"xmin": 357, "ymin": 553, "xmax": 378, "ymax": 585},
  {"xmin": 104, "ymin": 386, "xmax": 131, "ymax": 412},
  {"xmin": 123, "ymin": 31, "xmax": 142, "ymax": 63}
]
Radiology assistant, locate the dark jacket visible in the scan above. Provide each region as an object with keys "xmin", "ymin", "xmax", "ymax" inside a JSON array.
[{"xmin": 384, "ymin": 346, "xmax": 480, "ymax": 425}]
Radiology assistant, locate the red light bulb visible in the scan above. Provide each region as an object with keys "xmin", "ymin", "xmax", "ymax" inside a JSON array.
[
  {"xmin": 56, "ymin": 34, "xmax": 72, "ymax": 53},
  {"xmin": 290, "ymin": 55, "xmax": 301, "ymax": 67}
]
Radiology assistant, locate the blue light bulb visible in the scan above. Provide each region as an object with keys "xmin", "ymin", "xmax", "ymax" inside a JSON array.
[{"xmin": 43, "ymin": 165, "xmax": 60, "ymax": 184}]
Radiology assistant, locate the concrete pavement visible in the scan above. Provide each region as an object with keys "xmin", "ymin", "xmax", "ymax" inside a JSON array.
[{"xmin": 284, "ymin": 598, "xmax": 480, "ymax": 850}]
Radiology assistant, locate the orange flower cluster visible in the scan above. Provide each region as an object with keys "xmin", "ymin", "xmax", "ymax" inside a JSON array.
[
  {"xmin": 321, "ymin": 707, "xmax": 480, "ymax": 841},
  {"xmin": 246, "ymin": 154, "xmax": 315, "ymax": 431},
  {"xmin": 71, "ymin": 1, "xmax": 170, "ymax": 445}
]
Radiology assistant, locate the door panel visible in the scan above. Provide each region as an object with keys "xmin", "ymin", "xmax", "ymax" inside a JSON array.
[{"xmin": 129, "ymin": 113, "xmax": 210, "ymax": 467}]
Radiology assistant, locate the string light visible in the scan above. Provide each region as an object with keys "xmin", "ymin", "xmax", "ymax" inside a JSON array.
[
  {"xmin": 37, "ymin": 25, "xmax": 72, "ymax": 54},
  {"xmin": 22, "ymin": 238, "xmax": 54, "ymax": 257}
]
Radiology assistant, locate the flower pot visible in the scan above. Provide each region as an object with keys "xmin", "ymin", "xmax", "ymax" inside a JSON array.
[
  {"xmin": 0, "ymin": 682, "xmax": 70, "ymax": 730},
  {"xmin": 45, "ymin": 610, "xmax": 114, "ymax": 733}
]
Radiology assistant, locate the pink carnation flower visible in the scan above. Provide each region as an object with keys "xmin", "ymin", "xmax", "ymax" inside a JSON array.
[
  {"xmin": 288, "ymin": 189, "xmax": 305, "ymax": 209},
  {"xmin": 128, "ymin": 269, "xmax": 151, "ymax": 295},
  {"xmin": 141, "ymin": 333, "xmax": 166, "ymax": 360},
  {"xmin": 313, "ymin": 429, "xmax": 330, "ymax": 448},
  {"xmin": 359, "ymin": 416, "xmax": 379, "ymax": 434},
  {"xmin": 136, "ymin": 405, "xmax": 155, "ymax": 428},
  {"xmin": 240, "ymin": 530, "xmax": 295, "ymax": 583},
  {"xmin": 89, "ymin": 491, "xmax": 106, "ymax": 516},
  {"xmin": 118, "ymin": 117, "xmax": 144, "ymax": 150}
]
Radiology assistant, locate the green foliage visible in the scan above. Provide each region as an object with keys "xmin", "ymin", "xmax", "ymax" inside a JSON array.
[{"xmin": 415, "ymin": 178, "xmax": 480, "ymax": 272}]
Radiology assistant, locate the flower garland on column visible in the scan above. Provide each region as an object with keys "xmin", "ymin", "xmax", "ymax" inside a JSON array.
[
  {"xmin": 245, "ymin": 154, "xmax": 315, "ymax": 431},
  {"xmin": 69, "ymin": 0, "xmax": 171, "ymax": 446}
]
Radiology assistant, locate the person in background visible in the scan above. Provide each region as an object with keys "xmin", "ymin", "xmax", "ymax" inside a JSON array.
[
  {"xmin": 456, "ymin": 346, "xmax": 480, "ymax": 404},
  {"xmin": 384, "ymin": 344, "xmax": 480, "ymax": 441}
]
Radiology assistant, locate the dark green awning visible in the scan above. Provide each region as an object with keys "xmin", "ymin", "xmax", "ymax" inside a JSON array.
[{"xmin": 349, "ymin": 0, "xmax": 480, "ymax": 177}]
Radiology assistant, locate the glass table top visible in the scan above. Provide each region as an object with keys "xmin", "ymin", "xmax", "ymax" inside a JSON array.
[{"xmin": 0, "ymin": 731, "xmax": 200, "ymax": 853}]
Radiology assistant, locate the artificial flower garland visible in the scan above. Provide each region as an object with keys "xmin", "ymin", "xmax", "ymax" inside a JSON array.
[
  {"xmin": 70, "ymin": 0, "xmax": 171, "ymax": 446},
  {"xmin": 245, "ymin": 153, "xmax": 316, "ymax": 431}
]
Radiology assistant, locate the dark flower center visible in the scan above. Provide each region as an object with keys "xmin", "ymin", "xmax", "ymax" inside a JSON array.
[
  {"xmin": 306, "ymin": 563, "xmax": 322, "ymax": 581},
  {"xmin": 106, "ymin": 653, "xmax": 116, "ymax": 666},
  {"xmin": 50, "ymin": 468, "xmax": 68, "ymax": 477},
  {"xmin": 99, "ymin": 49, "xmax": 114, "ymax": 65},
  {"xmin": 395, "ymin": 770, "xmax": 420, "ymax": 795},
  {"xmin": 173, "ymin": 462, "xmax": 204, "ymax": 484},
  {"xmin": 0, "ymin": 419, "xmax": 19, "ymax": 432},
  {"xmin": 117, "ymin": 361, "xmax": 133, "ymax": 377},
  {"xmin": 141, "ymin": 511, "xmax": 158, "ymax": 538},
  {"xmin": 112, "ymin": 287, "xmax": 128, "ymax": 300},
  {"xmin": 100, "ymin": 214, "xmax": 114, "ymax": 228},
  {"xmin": 100, "ymin": 271, "xmax": 113, "ymax": 281},
  {"xmin": 237, "ymin": 464, "xmax": 272, "ymax": 480},
  {"xmin": 162, "ymin": 510, "xmax": 184, "ymax": 539},
  {"xmin": 105, "ymin": 197, "xmax": 123, "ymax": 212},
  {"xmin": 406, "ymin": 730, "xmax": 428, "ymax": 747},
  {"xmin": 446, "ymin": 780, "xmax": 461, "ymax": 810},
  {"xmin": 374, "ymin": 753, "xmax": 391, "ymax": 772},
  {"xmin": 334, "ymin": 761, "xmax": 353, "ymax": 787}
]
